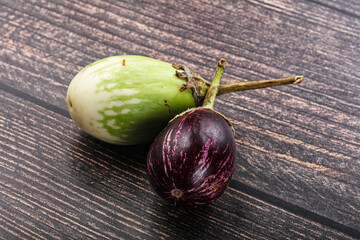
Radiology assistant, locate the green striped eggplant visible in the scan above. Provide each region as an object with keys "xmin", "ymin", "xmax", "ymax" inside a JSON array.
[{"xmin": 66, "ymin": 55, "xmax": 209, "ymax": 145}]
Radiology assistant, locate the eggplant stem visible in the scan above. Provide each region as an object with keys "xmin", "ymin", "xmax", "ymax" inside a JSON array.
[
  {"xmin": 202, "ymin": 59, "xmax": 227, "ymax": 109},
  {"xmin": 217, "ymin": 76, "xmax": 304, "ymax": 96}
]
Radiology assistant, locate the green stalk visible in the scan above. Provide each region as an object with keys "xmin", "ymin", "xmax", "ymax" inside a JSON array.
[
  {"xmin": 202, "ymin": 59, "xmax": 227, "ymax": 109},
  {"xmin": 217, "ymin": 76, "xmax": 304, "ymax": 96}
]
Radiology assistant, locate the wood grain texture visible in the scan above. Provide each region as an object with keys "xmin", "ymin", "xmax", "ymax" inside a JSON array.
[{"xmin": 1, "ymin": 0, "xmax": 359, "ymax": 239}]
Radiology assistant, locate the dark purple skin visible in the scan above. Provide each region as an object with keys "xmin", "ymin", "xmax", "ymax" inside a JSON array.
[{"xmin": 147, "ymin": 108, "xmax": 236, "ymax": 208}]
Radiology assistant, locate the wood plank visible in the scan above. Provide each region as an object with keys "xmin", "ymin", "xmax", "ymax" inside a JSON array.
[
  {"xmin": 260, "ymin": 0, "xmax": 360, "ymax": 27},
  {"xmin": 3, "ymin": 0, "xmax": 360, "ymax": 85},
  {"xmin": 0, "ymin": 89, "xmax": 355, "ymax": 239}
]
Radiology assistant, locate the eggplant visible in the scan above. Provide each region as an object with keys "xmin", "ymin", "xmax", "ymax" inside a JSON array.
[
  {"xmin": 147, "ymin": 107, "xmax": 236, "ymax": 207},
  {"xmin": 67, "ymin": 55, "xmax": 303, "ymax": 145},
  {"xmin": 67, "ymin": 55, "xmax": 200, "ymax": 145},
  {"xmin": 147, "ymin": 59, "xmax": 237, "ymax": 207}
]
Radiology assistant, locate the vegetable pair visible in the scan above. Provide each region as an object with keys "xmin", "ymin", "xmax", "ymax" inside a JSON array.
[
  {"xmin": 67, "ymin": 55, "xmax": 302, "ymax": 145},
  {"xmin": 67, "ymin": 55, "xmax": 303, "ymax": 208}
]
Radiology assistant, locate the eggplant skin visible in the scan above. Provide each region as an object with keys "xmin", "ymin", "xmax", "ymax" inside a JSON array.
[
  {"xmin": 147, "ymin": 108, "xmax": 236, "ymax": 208},
  {"xmin": 66, "ymin": 55, "xmax": 195, "ymax": 145}
]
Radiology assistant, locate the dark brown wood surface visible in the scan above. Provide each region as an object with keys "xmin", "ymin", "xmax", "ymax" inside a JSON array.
[{"xmin": 1, "ymin": 0, "xmax": 359, "ymax": 239}]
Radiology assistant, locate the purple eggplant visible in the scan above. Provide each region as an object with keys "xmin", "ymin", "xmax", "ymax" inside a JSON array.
[
  {"xmin": 147, "ymin": 59, "xmax": 235, "ymax": 208},
  {"xmin": 147, "ymin": 107, "xmax": 236, "ymax": 207}
]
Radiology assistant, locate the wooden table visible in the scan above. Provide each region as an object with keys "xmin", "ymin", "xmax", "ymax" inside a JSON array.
[{"xmin": 1, "ymin": 0, "xmax": 359, "ymax": 239}]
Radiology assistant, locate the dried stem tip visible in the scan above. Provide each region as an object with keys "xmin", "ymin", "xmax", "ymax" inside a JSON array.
[{"xmin": 218, "ymin": 58, "xmax": 227, "ymax": 68}]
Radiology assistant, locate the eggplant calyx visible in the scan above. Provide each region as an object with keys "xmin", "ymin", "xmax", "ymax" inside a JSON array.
[
  {"xmin": 169, "ymin": 107, "xmax": 235, "ymax": 134},
  {"xmin": 213, "ymin": 109, "xmax": 235, "ymax": 134},
  {"xmin": 172, "ymin": 63, "xmax": 210, "ymax": 106}
]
